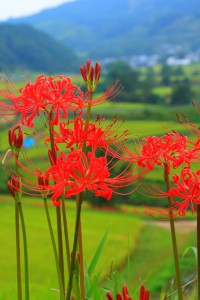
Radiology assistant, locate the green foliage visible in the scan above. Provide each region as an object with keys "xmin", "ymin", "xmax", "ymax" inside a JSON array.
[
  {"xmin": 0, "ymin": 24, "xmax": 79, "ymax": 73},
  {"xmin": 171, "ymin": 79, "xmax": 194, "ymax": 105},
  {"xmin": 0, "ymin": 198, "xmax": 141, "ymax": 299}
]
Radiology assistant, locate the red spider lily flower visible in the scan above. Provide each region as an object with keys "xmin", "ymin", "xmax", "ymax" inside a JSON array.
[
  {"xmin": 8, "ymin": 125, "xmax": 23, "ymax": 152},
  {"xmin": 143, "ymin": 167, "xmax": 200, "ymax": 219},
  {"xmin": 126, "ymin": 132, "xmax": 197, "ymax": 174},
  {"xmin": 106, "ymin": 284, "xmax": 150, "ymax": 300},
  {"xmin": 44, "ymin": 150, "xmax": 138, "ymax": 206},
  {"xmin": 80, "ymin": 58, "xmax": 101, "ymax": 92},
  {"xmin": 45, "ymin": 116, "xmax": 130, "ymax": 151},
  {"xmin": 0, "ymin": 75, "xmax": 84, "ymax": 127},
  {"xmin": 45, "ymin": 118, "xmax": 105, "ymax": 151},
  {"xmin": 0, "ymin": 74, "xmax": 122, "ymax": 127},
  {"xmin": 168, "ymin": 167, "xmax": 200, "ymax": 217}
]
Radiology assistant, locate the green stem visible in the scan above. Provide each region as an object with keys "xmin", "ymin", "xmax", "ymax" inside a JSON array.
[
  {"xmin": 76, "ymin": 91, "xmax": 93, "ymax": 300},
  {"xmin": 47, "ymin": 111, "xmax": 65, "ymax": 294},
  {"xmin": 164, "ymin": 163, "xmax": 183, "ymax": 300},
  {"xmin": 15, "ymin": 202, "xmax": 22, "ymax": 300},
  {"xmin": 197, "ymin": 204, "xmax": 200, "ymax": 300},
  {"xmin": 56, "ymin": 206, "xmax": 65, "ymax": 293},
  {"xmin": 61, "ymin": 194, "xmax": 71, "ymax": 273},
  {"xmin": 18, "ymin": 202, "xmax": 29, "ymax": 300},
  {"xmin": 78, "ymin": 219, "xmax": 84, "ymax": 300},
  {"xmin": 43, "ymin": 198, "xmax": 65, "ymax": 300},
  {"xmin": 66, "ymin": 193, "xmax": 83, "ymax": 300}
]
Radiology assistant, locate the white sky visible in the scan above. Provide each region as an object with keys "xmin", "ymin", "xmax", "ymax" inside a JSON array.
[{"xmin": 0, "ymin": 0, "xmax": 75, "ymax": 21}]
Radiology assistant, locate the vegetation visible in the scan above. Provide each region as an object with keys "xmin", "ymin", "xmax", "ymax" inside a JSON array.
[
  {"xmin": 0, "ymin": 24, "xmax": 79, "ymax": 73},
  {"xmin": 0, "ymin": 197, "xmax": 196, "ymax": 299},
  {"xmin": 7, "ymin": 0, "xmax": 200, "ymax": 59},
  {"xmin": 99, "ymin": 61, "xmax": 197, "ymax": 105},
  {"xmin": 0, "ymin": 197, "xmax": 142, "ymax": 299}
]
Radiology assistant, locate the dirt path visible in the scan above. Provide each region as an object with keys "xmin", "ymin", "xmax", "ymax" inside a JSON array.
[{"xmin": 143, "ymin": 220, "xmax": 197, "ymax": 233}]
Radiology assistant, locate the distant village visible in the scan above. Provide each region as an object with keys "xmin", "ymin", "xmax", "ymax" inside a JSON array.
[{"xmin": 102, "ymin": 45, "xmax": 200, "ymax": 68}]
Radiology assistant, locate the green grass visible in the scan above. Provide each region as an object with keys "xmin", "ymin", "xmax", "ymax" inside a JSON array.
[
  {"xmin": 0, "ymin": 197, "xmax": 141, "ymax": 299},
  {"xmin": 106, "ymin": 224, "xmax": 196, "ymax": 297},
  {"xmin": 0, "ymin": 196, "xmax": 197, "ymax": 299}
]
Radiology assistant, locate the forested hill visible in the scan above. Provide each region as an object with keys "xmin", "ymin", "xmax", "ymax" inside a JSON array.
[
  {"xmin": 0, "ymin": 24, "xmax": 79, "ymax": 73},
  {"xmin": 5, "ymin": 0, "xmax": 200, "ymax": 59}
]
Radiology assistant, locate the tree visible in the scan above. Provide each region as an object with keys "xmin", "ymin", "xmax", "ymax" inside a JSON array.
[
  {"xmin": 171, "ymin": 78, "xmax": 193, "ymax": 105},
  {"xmin": 106, "ymin": 61, "xmax": 140, "ymax": 102}
]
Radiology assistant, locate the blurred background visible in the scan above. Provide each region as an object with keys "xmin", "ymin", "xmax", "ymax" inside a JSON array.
[{"xmin": 0, "ymin": 1, "xmax": 199, "ymax": 298}]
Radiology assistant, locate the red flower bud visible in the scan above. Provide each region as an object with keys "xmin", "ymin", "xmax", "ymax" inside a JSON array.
[
  {"xmin": 106, "ymin": 292, "xmax": 114, "ymax": 300},
  {"xmin": 8, "ymin": 125, "xmax": 23, "ymax": 151},
  {"xmin": 80, "ymin": 65, "xmax": 87, "ymax": 82},
  {"xmin": 7, "ymin": 181, "xmax": 15, "ymax": 198},
  {"xmin": 86, "ymin": 58, "xmax": 91, "ymax": 72},
  {"xmin": 139, "ymin": 285, "xmax": 150, "ymax": 300},
  {"xmin": 116, "ymin": 294, "xmax": 123, "ymax": 300},
  {"xmin": 7, "ymin": 175, "xmax": 21, "ymax": 198},
  {"xmin": 95, "ymin": 61, "xmax": 101, "ymax": 82},
  {"xmin": 89, "ymin": 66, "xmax": 94, "ymax": 82},
  {"xmin": 80, "ymin": 58, "xmax": 101, "ymax": 92}
]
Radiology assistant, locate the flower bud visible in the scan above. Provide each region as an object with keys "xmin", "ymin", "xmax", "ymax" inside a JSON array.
[
  {"xmin": 80, "ymin": 58, "xmax": 101, "ymax": 92},
  {"xmin": 8, "ymin": 125, "xmax": 23, "ymax": 153},
  {"xmin": 7, "ymin": 175, "xmax": 21, "ymax": 199}
]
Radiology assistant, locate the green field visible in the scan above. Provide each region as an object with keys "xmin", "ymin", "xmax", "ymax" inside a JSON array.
[
  {"xmin": 0, "ymin": 197, "xmax": 142, "ymax": 299},
  {"xmin": 0, "ymin": 197, "xmax": 197, "ymax": 299}
]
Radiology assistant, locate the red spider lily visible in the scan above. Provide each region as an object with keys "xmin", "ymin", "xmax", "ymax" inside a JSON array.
[
  {"xmin": 8, "ymin": 125, "xmax": 23, "ymax": 151},
  {"xmin": 168, "ymin": 167, "xmax": 200, "ymax": 216},
  {"xmin": 125, "ymin": 132, "xmax": 197, "ymax": 174},
  {"xmin": 0, "ymin": 75, "xmax": 84, "ymax": 127},
  {"xmin": 80, "ymin": 58, "xmax": 101, "ymax": 92},
  {"xmin": 0, "ymin": 74, "xmax": 122, "ymax": 127},
  {"xmin": 45, "ymin": 118, "xmax": 106, "ymax": 151},
  {"xmin": 143, "ymin": 166, "xmax": 200, "ymax": 219},
  {"xmin": 44, "ymin": 116, "xmax": 130, "ymax": 151},
  {"xmin": 106, "ymin": 284, "xmax": 150, "ymax": 300},
  {"xmin": 42, "ymin": 150, "xmax": 138, "ymax": 206}
]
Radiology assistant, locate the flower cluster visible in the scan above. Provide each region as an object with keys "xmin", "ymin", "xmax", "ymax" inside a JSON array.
[
  {"xmin": 0, "ymin": 70, "xmax": 121, "ymax": 128},
  {"xmin": 133, "ymin": 132, "xmax": 197, "ymax": 173},
  {"xmin": 0, "ymin": 60, "xmax": 142, "ymax": 207},
  {"xmin": 106, "ymin": 285, "xmax": 150, "ymax": 300},
  {"xmin": 123, "ymin": 127, "xmax": 200, "ymax": 217},
  {"xmin": 169, "ymin": 167, "xmax": 200, "ymax": 216}
]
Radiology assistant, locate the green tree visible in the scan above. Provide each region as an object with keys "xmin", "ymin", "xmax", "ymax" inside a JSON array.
[
  {"xmin": 171, "ymin": 78, "xmax": 193, "ymax": 105},
  {"xmin": 106, "ymin": 61, "xmax": 140, "ymax": 102}
]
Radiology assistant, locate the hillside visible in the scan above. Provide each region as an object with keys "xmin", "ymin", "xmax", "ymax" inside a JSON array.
[
  {"xmin": 5, "ymin": 0, "xmax": 200, "ymax": 59},
  {"xmin": 0, "ymin": 23, "xmax": 80, "ymax": 73}
]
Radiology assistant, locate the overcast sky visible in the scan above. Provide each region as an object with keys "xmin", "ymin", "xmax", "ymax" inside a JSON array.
[{"xmin": 0, "ymin": 0, "xmax": 75, "ymax": 21}]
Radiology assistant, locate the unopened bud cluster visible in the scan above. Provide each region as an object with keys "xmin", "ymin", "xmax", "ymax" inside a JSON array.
[
  {"xmin": 106, "ymin": 285, "xmax": 150, "ymax": 300},
  {"xmin": 8, "ymin": 125, "xmax": 23, "ymax": 154},
  {"xmin": 80, "ymin": 58, "xmax": 101, "ymax": 92}
]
